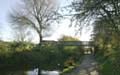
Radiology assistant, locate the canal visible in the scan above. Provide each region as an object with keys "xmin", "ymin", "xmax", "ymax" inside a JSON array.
[{"xmin": 0, "ymin": 68, "xmax": 59, "ymax": 75}]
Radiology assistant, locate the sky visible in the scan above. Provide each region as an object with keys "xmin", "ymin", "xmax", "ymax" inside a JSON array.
[
  {"xmin": 0, "ymin": 0, "xmax": 93, "ymax": 43},
  {"xmin": 0, "ymin": 0, "xmax": 19, "ymax": 40}
]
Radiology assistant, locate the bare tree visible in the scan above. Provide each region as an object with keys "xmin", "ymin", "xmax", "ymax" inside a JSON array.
[
  {"xmin": 13, "ymin": 26, "xmax": 32, "ymax": 42},
  {"xmin": 9, "ymin": 0, "xmax": 59, "ymax": 44}
]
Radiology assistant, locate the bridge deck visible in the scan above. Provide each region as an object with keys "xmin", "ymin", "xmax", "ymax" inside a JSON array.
[{"xmin": 42, "ymin": 41, "xmax": 94, "ymax": 46}]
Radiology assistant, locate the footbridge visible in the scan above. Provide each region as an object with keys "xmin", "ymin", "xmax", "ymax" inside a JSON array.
[{"xmin": 42, "ymin": 41, "xmax": 95, "ymax": 54}]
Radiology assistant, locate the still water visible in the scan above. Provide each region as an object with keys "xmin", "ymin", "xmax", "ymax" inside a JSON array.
[
  {"xmin": 28, "ymin": 69, "xmax": 59, "ymax": 75},
  {"xmin": 0, "ymin": 68, "xmax": 59, "ymax": 75}
]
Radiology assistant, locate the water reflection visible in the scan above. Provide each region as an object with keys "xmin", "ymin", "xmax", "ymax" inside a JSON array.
[
  {"xmin": 41, "ymin": 70, "xmax": 59, "ymax": 75},
  {"xmin": 27, "ymin": 69, "xmax": 38, "ymax": 75},
  {"xmin": 0, "ymin": 68, "xmax": 59, "ymax": 75}
]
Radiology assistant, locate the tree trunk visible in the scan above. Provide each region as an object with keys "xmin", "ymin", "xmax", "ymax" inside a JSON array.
[
  {"xmin": 38, "ymin": 67, "xmax": 42, "ymax": 75},
  {"xmin": 39, "ymin": 33, "xmax": 42, "ymax": 45}
]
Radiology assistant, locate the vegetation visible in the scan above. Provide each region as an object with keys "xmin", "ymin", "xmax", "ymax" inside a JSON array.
[
  {"xmin": 0, "ymin": 0, "xmax": 119, "ymax": 75},
  {"xmin": 58, "ymin": 36, "xmax": 84, "ymax": 74},
  {"xmin": 71, "ymin": 0, "xmax": 120, "ymax": 75},
  {"xmin": 0, "ymin": 36, "xmax": 84, "ymax": 74},
  {"xmin": 93, "ymin": 18, "xmax": 120, "ymax": 75}
]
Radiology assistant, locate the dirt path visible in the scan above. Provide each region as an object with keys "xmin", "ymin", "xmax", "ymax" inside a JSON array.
[{"xmin": 65, "ymin": 55, "xmax": 99, "ymax": 75}]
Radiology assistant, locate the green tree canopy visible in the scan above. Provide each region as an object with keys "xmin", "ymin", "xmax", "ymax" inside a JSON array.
[
  {"xmin": 58, "ymin": 35, "xmax": 79, "ymax": 41},
  {"xmin": 71, "ymin": 0, "xmax": 120, "ymax": 32}
]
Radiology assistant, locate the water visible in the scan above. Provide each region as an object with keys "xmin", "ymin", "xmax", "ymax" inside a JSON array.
[
  {"xmin": 27, "ymin": 68, "xmax": 59, "ymax": 75},
  {"xmin": 27, "ymin": 69, "xmax": 38, "ymax": 75},
  {"xmin": 0, "ymin": 68, "xmax": 59, "ymax": 75},
  {"xmin": 41, "ymin": 70, "xmax": 59, "ymax": 75}
]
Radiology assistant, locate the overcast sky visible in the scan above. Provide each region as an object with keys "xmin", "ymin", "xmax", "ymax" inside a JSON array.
[{"xmin": 0, "ymin": 0, "xmax": 93, "ymax": 43}]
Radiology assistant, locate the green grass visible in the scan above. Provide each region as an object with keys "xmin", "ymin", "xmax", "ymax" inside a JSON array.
[
  {"xmin": 60, "ymin": 55, "xmax": 84, "ymax": 75},
  {"xmin": 95, "ymin": 51, "xmax": 114, "ymax": 75},
  {"xmin": 100, "ymin": 59, "xmax": 113, "ymax": 75},
  {"xmin": 60, "ymin": 66, "xmax": 75, "ymax": 75}
]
